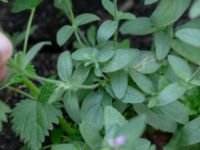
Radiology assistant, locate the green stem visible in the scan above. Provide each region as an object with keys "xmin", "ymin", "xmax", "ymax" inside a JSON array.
[
  {"xmin": 187, "ymin": 66, "xmax": 200, "ymax": 83},
  {"xmin": 113, "ymin": 0, "xmax": 118, "ymax": 49},
  {"xmin": 78, "ymin": 29, "xmax": 90, "ymax": 46},
  {"xmin": 66, "ymin": 0, "xmax": 75, "ymax": 22},
  {"xmin": 8, "ymin": 86, "xmax": 36, "ymax": 100},
  {"xmin": 22, "ymin": 77, "xmax": 40, "ymax": 96},
  {"xmin": 59, "ymin": 117, "xmax": 76, "ymax": 135},
  {"xmin": 74, "ymin": 29, "xmax": 85, "ymax": 47},
  {"xmin": 23, "ymin": 8, "xmax": 36, "ymax": 54}
]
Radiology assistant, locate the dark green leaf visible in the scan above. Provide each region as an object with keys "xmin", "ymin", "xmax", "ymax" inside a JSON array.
[
  {"xmin": 110, "ymin": 71, "xmax": 128, "ymax": 99},
  {"xmin": 64, "ymin": 91, "xmax": 81, "ymax": 123},
  {"xmin": 12, "ymin": 0, "xmax": 42, "ymax": 12}
]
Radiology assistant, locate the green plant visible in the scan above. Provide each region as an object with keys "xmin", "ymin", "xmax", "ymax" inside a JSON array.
[{"xmin": 1, "ymin": 0, "xmax": 200, "ymax": 150}]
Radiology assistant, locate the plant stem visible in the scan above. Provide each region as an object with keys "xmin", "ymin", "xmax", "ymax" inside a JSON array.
[
  {"xmin": 59, "ymin": 117, "xmax": 76, "ymax": 135},
  {"xmin": 113, "ymin": 0, "xmax": 118, "ymax": 49},
  {"xmin": 65, "ymin": 0, "xmax": 85, "ymax": 47},
  {"xmin": 22, "ymin": 77, "xmax": 40, "ymax": 96},
  {"xmin": 187, "ymin": 66, "xmax": 200, "ymax": 83},
  {"xmin": 23, "ymin": 8, "xmax": 36, "ymax": 54},
  {"xmin": 8, "ymin": 86, "xmax": 36, "ymax": 100}
]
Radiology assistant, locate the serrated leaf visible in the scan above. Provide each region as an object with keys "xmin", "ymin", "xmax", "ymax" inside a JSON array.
[
  {"xmin": 79, "ymin": 121, "xmax": 103, "ymax": 149},
  {"xmin": 151, "ymin": 0, "xmax": 191, "ymax": 27},
  {"xmin": 63, "ymin": 91, "xmax": 81, "ymax": 123},
  {"xmin": 12, "ymin": 0, "xmax": 42, "ymax": 12},
  {"xmin": 102, "ymin": 49, "xmax": 139, "ymax": 73},
  {"xmin": 57, "ymin": 51, "xmax": 73, "ymax": 82},
  {"xmin": 129, "ymin": 69, "xmax": 155, "ymax": 94},
  {"xmin": 110, "ymin": 71, "xmax": 128, "ymax": 99},
  {"xmin": 12, "ymin": 100, "xmax": 61, "ymax": 150},
  {"xmin": 81, "ymin": 91, "xmax": 111, "ymax": 129},
  {"xmin": 154, "ymin": 31, "xmax": 171, "ymax": 60},
  {"xmin": 97, "ymin": 20, "xmax": 117, "ymax": 44},
  {"xmin": 75, "ymin": 13, "xmax": 100, "ymax": 26},
  {"xmin": 157, "ymin": 82, "xmax": 186, "ymax": 106},
  {"xmin": 176, "ymin": 28, "xmax": 200, "ymax": 47},
  {"xmin": 57, "ymin": 25, "xmax": 73, "ymax": 46},
  {"xmin": 0, "ymin": 101, "xmax": 11, "ymax": 131},
  {"xmin": 121, "ymin": 86, "xmax": 145, "ymax": 104},
  {"xmin": 168, "ymin": 55, "xmax": 192, "ymax": 81},
  {"xmin": 24, "ymin": 41, "xmax": 51, "ymax": 69},
  {"xmin": 120, "ymin": 17, "xmax": 157, "ymax": 35}
]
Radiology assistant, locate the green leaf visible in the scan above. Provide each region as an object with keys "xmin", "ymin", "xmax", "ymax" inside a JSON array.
[
  {"xmin": 110, "ymin": 71, "xmax": 128, "ymax": 99},
  {"xmin": 154, "ymin": 31, "xmax": 171, "ymax": 60},
  {"xmin": 97, "ymin": 20, "xmax": 117, "ymax": 44},
  {"xmin": 12, "ymin": 0, "xmax": 42, "ymax": 12},
  {"xmin": 57, "ymin": 51, "xmax": 73, "ymax": 82},
  {"xmin": 129, "ymin": 69, "xmax": 155, "ymax": 94},
  {"xmin": 175, "ymin": 28, "xmax": 200, "ymax": 47},
  {"xmin": 12, "ymin": 100, "xmax": 61, "ymax": 150},
  {"xmin": 54, "ymin": 0, "xmax": 68, "ymax": 14},
  {"xmin": 101, "ymin": 0, "xmax": 115, "ymax": 16},
  {"xmin": 189, "ymin": 0, "xmax": 200, "ymax": 18},
  {"xmin": 116, "ymin": 115, "xmax": 146, "ymax": 143},
  {"xmin": 172, "ymin": 39, "xmax": 200, "ymax": 65},
  {"xmin": 64, "ymin": 91, "xmax": 81, "ymax": 123},
  {"xmin": 24, "ymin": 41, "xmax": 51, "ymax": 69},
  {"xmin": 1, "ymin": 0, "xmax": 8, "ymax": 3},
  {"xmin": 168, "ymin": 55, "xmax": 192, "ymax": 81},
  {"xmin": 167, "ymin": 116, "xmax": 200, "ymax": 147},
  {"xmin": 150, "ymin": 0, "xmax": 191, "ymax": 27},
  {"xmin": 134, "ymin": 104, "xmax": 177, "ymax": 132},
  {"xmin": 71, "ymin": 48, "xmax": 96, "ymax": 61},
  {"xmin": 133, "ymin": 139, "xmax": 151, "ymax": 150},
  {"xmin": 121, "ymin": 86, "xmax": 145, "ymax": 104},
  {"xmin": 132, "ymin": 51, "xmax": 161, "ymax": 74},
  {"xmin": 97, "ymin": 49, "xmax": 115, "ymax": 63},
  {"xmin": 51, "ymin": 144, "xmax": 77, "ymax": 150},
  {"xmin": 0, "ymin": 101, "xmax": 11, "ymax": 131},
  {"xmin": 81, "ymin": 91, "xmax": 111, "ymax": 129},
  {"xmin": 157, "ymin": 82, "xmax": 186, "ymax": 106},
  {"xmin": 87, "ymin": 25, "xmax": 97, "ymax": 46},
  {"xmin": 79, "ymin": 121, "xmax": 103, "ymax": 149},
  {"xmin": 48, "ymin": 87, "xmax": 65, "ymax": 104},
  {"xmin": 102, "ymin": 49, "xmax": 139, "ymax": 73},
  {"xmin": 56, "ymin": 25, "xmax": 73, "ymax": 46},
  {"xmin": 120, "ymin": 17, "xmax": 157, "ymax": 35},
  {"xmin": 104, "ymin": 106, "xmax": 127, "ymax": 132},
  {"xmin": 145, "ymin": 0, "xmax": 158, "ymax": 5},
  {"xmin": 38, "ymin": 83, "xmax": 56, "ymax": 103},
  {"xmin": 119, "ymin": 12, "xmax": 136, "ymax": 20},
  {"xmin": 75, "ymin": 13, "xmax": 100, "ymax": 26}
]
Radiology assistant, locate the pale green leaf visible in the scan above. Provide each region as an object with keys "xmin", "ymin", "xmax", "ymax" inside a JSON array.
[
  {"xmin": 51, "ymin": 144, "xmax": 77, "ymax": 150},
  {"xmin": 189, "ymin": 0, "xmax": 200, "ymax": 18},
  {"xmin": 57, "ymin": 25, "xmax": 73, "ymax": 46},
  {"xmin": 121, "ymin": 86, "xmax": 145, "ymax": 104},
  {"xmin": 75, "ymin": 13, "xmax": 100, "ymax": 26},
  {"xmin": 151, "ymin": 0, "xmax": 191, "ymax": 27},
  {"xmin": 57, "ymin": 51, "xmax": 73, "ymax": 82},
  {"xmin": 120, "ymin": 17, "xmax": 157, "ymax": 35},
  {"xmin": 102, "ymin": 49, "xmax": 139, "ymax": 73},
  {"xmin": 0, "ymin": 101, "xmax": 11, "ymax": 131},
  {"xmin": 157, "ymin": 82, "xmax": 186, "ymax": 106}
]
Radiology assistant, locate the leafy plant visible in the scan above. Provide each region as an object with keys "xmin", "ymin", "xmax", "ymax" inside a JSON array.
[{"xmin": 1, "ymin": 0, "xmax": 200, "ymax": 150}]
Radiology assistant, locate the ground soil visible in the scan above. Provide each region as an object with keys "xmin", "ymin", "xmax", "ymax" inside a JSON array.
[{"xmin": 0, "ymin": 0, "xmax": 183, "ymax": 149}]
